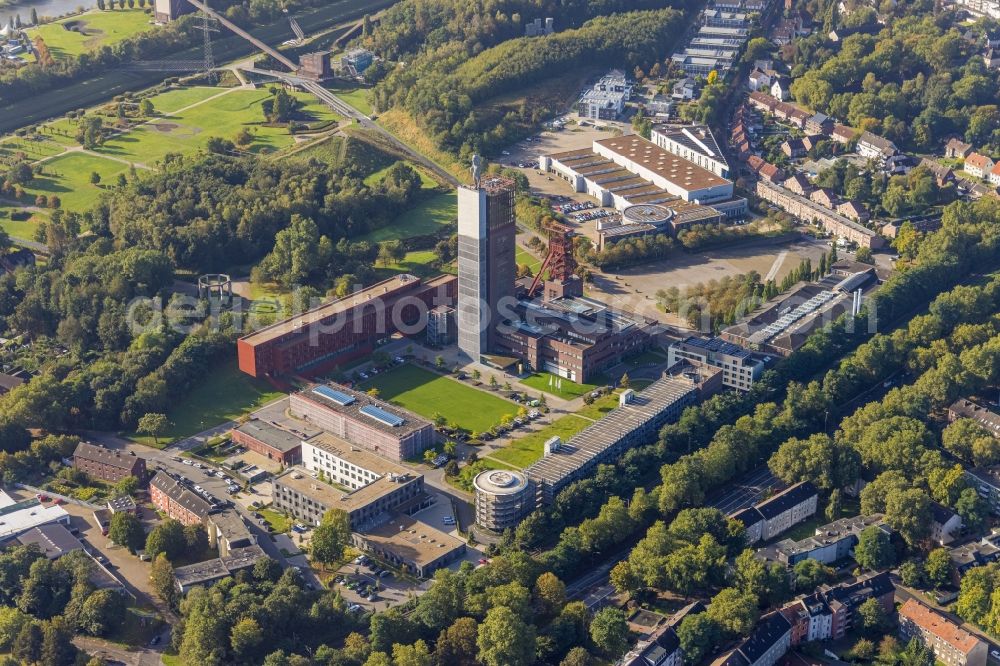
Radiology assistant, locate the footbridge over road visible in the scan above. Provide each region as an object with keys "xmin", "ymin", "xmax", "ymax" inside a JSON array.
[{"xmin": 184, "ymin": 0, "xmax": 299, "ymax": 71}]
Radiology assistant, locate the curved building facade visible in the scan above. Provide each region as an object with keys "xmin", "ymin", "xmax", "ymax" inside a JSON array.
[{"xmin": 473, "ymin": 469, "xmax": 534, "ymax": 531}]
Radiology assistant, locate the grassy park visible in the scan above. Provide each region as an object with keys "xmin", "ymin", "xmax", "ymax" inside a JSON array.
[
  {"xmin": 26, "ymin": 152, "xmax": 132, "ymax": 212},
  {"xmin": 516, "ymin": 246, "xmax": 543, "ymax": 274},
  {"xmin": 97, "ymin": 88, "xmax": 340, "ymax": 165},
  {"xmin": 29, "ymin": 9, "xmax": 155, "ymax": 59},
  {"xmin": 128, "ymin": 359, "xmax": 284, "ymax": 447},
  {"xmin": 360, "ymin": 191, "xmax": 457, "ymax": 243},
  {"xmin": 489, "ymin": 414, "xmax": 592, "ymax": 468},
  {"xmin": 520, "ymin": 371, "xmax": 606, "ymax": 400},
  {"xmin": 359, "ymin": 364, "xmax": 517, "ymax": 433}
]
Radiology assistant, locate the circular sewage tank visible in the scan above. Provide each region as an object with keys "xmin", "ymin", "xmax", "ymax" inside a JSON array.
[
  {"xmin": 473, "ymin": 470, "xmax": 533, "ymax": 532},
  {"xmin": 622, "ymin": 204, "xmax": 674, "ymax": 227}
]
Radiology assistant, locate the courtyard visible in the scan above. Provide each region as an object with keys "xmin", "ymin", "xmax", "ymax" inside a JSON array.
[{"xmin": 357, "ymin": 363, "xmax": 518, "ymax": 434}]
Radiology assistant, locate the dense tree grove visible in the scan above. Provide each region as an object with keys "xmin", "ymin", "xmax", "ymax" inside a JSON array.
[
  {"xmin": 105, "ymin": 153, "xmax": 424, "ymax": 274},
  {"xmin": 0, "ymin": 141, "xmax": 435, "ymax": 436},
  {"xmin": 368, "ymin": 2, "xmax": 689, "ymax": 156},
  {"xmin": 785, "ymin": 9, "xmax": 1000, "ymax": 154}
]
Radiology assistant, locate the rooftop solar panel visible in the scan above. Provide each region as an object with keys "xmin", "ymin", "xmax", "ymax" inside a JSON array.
[
  {"xmin": 312, "ymin": 385, "xmax": 356, "ymax": 406},
  {"xmin": 360, "ymin": 404, "xmax": 404, "ymax": 427}
]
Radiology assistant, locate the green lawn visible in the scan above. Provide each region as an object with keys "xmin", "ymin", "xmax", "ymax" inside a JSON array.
[
  {"xmin": 148, "ymin": 85, "xmax": 230, "ymax": 115},
  {"xmin": 29, "ymin": 9, "xmax": 155, "ymax": 59},
  {"xmin": 328, "ymin": 84, "xmax": 373, "ymax": 116},
  {"xmin": 359, "ymin": 364, "xmax": 517, "ymax": 433},
  {"xmin": 97, "ymin": 88, "xmax": 339, "ymax": 166},
  {"xmin": 0, "ymin": 206, "xmax": 46, "ymax": 240},
  {"xmin": 25, "ymin": 152, "xmax": 131, "ymax": 212},
  {"xmin": 574, "ymin": 392, "xmax": 620, "ymax": 421},
  {"xmin": 363, "ymin": 162, "xmax": 438, "ymax": 189},
  {"xmin": 360, "ymin": 191, "xmax": 456, "ymax": 243},
  {"xmin": 0, "ymin": 135, "xmax": 66, "ymax": 160},
  {"xmin": 516, "ymin": 246, "xmax": 543, "ymax": 274},
  {"xmin": 490, "ymin": 414, "xmax": 592, "ymax": 468},
  {"xmin": 129, "ymin": 359, "xmax": 285, "ymax": 447},
  {"xmin": 373, "ymin": 250, "xmax": 453, "ymax": 280},
  {"xmin": 259, "ymin": 508, "xmax": 292, "ymax": 533},
  {"xmin": 520, "ymin": 372, "xmax": 607, "ymax": 400}
]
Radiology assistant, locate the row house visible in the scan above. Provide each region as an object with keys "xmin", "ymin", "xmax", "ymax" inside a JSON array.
[
  {"xmin": 965, "ymin": 152, "xmax": 995, "ymax": 179},
  {"xmin": 899, "ymin": 599, "xmax": 988, "ymax": 666},
  {"xmin": 780, "ymin": 572, "xmax": 895, "ymax": 643},
  {"xmin": 731, "ymin": 481, "xmax": 818, "ymax": 544}
]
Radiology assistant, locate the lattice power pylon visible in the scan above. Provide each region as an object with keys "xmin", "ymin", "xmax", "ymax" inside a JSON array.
[{"xmin": 198, "ymin": 0, "xmax": 217, "ymax": 82}]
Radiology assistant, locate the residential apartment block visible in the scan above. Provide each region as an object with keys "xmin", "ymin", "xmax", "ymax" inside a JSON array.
[
  {"xmin": 731, "ymin": 481, "xmax": 819, "ymax": 544},
  {"xmin": 72, "ymin": 442, "xmax": 146, "ymax": 484},
  {"xmin": 149, "ymin": 471, "xmax": 215, "ymax": 526},
  {"xmin": 899, "ymin": 599, "xmax": 987, "ymax": 666},
  {"xmin": 781, "ymin": 572, "xmax": 895, "ymax": 643},
  {"xmin": 713, "ymin": 612, "xmax": 792, "ymax": 666},
  {"xmin": 773, "ymin": 514, "xmax": 886, "ymax": 565},
  {"xmin": 667, "ymin": 336, "xmax": 763, "ymax": 391}
]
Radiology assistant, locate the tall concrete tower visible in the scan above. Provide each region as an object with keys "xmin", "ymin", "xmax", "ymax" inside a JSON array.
[{"xmin": 457, "ymin": 175, "xmax": 517, "ymax": 362}]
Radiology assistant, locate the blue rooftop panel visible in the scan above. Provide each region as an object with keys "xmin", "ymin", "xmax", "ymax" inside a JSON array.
[
  {"xmin": 312, "ymin": 385, "xmax": 356, "ymax": 406},
  {"xmin": 360, "ymin": 405, "xmax": 404, "ymax": 427}
]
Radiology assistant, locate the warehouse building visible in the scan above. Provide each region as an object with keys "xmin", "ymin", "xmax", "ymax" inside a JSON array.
[
  {"xmin": 525, "ymin": 374, "xmax": 702, "ymax": 504},
  {"xmin": 289, "ymin": 384, "xmax": 437, "ymax": 461},
  {"xmin": 237, "ymin": 273, "xmax": 456, "ymax": 379},
  {"xmin": 0, "ymin": 492, "xmax": 70, "ymax": 540},
  {"xmin": 541, "ymin": 135, "xmax": 747, "ymax": 219},
  {"xmin": 651, "ymin": 125, "xmax": 730, "ymax": 178}
]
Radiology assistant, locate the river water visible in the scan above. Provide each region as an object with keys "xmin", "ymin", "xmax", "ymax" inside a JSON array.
[{"xmin": 2, "ymin": 0, "xmax": 94, "ymax": 22}]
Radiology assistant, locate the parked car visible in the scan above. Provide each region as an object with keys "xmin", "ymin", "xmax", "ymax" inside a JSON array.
[
  {"xmin": 194, "ymin": 485, "xmax": 204, "ymax": 493},
  {"xmin": 442, "ymin": 516, "xmax": 455, "ymax": 525}
]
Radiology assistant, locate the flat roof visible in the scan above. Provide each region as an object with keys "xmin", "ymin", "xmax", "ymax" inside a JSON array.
[
  {"xmin": 234, "ymin": 419, "xmax": 302, "ymax": 454},
  {"xmin": 358, "ymin": 513, "xmax": 465, "ymax": 566},
  {"xmin": 0, "ymin": 491, "xmax": 69, "ymax": 539},
  {"xmin": 174, "ymin": 558, "xmax": 231, "ymax": 586},
  {"xmin": 525, "ymin": 375, "xmax": 697, "ymax": 488},
  {"xmin": 206, "ymin": 509, "xmax": 254, "ymax": 543},
  {"xmin": 304, "ymin": 432, "xmax": 410, "ymax": 477},
  {"xmin": 294, "ymin": 382, "xmax": 432, "ymax": 438},
  {"xmin": 273, "ymin": 464, "xmax": 421, "ymax": 515},
  {"xmin": 240, "ymin": 274, "xmax": 455, "ymax": 347},
  {"xmin": 595, "ymin": 135, "xmax": 730, "ymax": 193}
]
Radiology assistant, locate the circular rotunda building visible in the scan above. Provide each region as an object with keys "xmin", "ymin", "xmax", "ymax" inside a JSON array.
[{"xmin": 473, "ymin": 469, "xmax": 534, "ymax": 532}]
